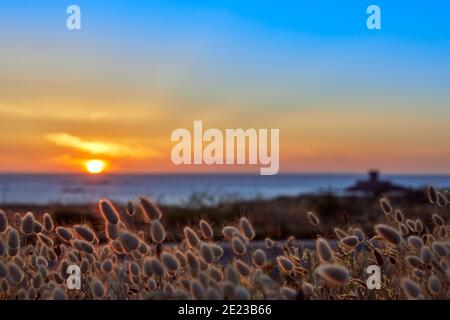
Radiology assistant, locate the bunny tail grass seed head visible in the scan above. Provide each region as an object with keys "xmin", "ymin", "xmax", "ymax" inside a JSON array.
[
  {"xmin": 90, "ymin": 278, "xmax": 106, "ymax": 299},
  {"xmin": 119, "ymin": 230, "xmax": 140, "ymax": 252},
  {"xmin": 21, "ymin": 212, "xmax": 35, "ymax": 235},
  {"xmin": 407, "ymin": 236, "xmax": 424, "ymax": 250},
  {"xmin": 231, "ymin": 237, "xmax": 246, "ymax": 256},
  {"xmin": 340, "ymin": 235, "xmax": 359, "ymax": 248},
  {"xmin": 252, "ymin": 249, "xmax": 266, "ymax": 268},
  {"xmin": 142, "ymin": 257, "xmax": 153, "ymax": 277},
  {"xmin": 73, "ymin": 240, "xmax": 95, "ymax": 255},
  {"xmin": 184, "ymin": 227, "xmax": 201, "ymax": 248},
  {"xmin": 14, "ymin": 256, "xmax": 25, "ymax": 268},
  {"xmin": 316, "ymin": 238, "xmax": 334, "ymax": 262},
  {"xmin": 276, "ymin": 256, "xmax": 294, "ymax": 272},
  {"xmin": 427, "ymin": 185, "xmax": 438, "ymax": 204},
  {"xmin": 102, "ymin": 259, "xmax": 113, "ymax": 274},
  {"xmin": 234, "ymin": 260, "xmax": 251, "ymax": 277},
  {"xmin": 375, "ymin": 224, "xmax": 402, "ymax": 246},
  {"xmin": 436, "ymin": 191, "xmax": 448, "ymax": 207},
  {"xmin": 126, "ymin": 200, "xmax": 135, "ymax": 216},
  {"xmin": 239, "ymin": 217, "xmax": 255, "ymax": 240},
  {"xmin": 405, "ymin": 255, "xmax": 422, "ymax": 268},
  {"xmin": 234, "ymin": 287, "xmax": 250, "ymax": 300},
  {"xmin": 38, "ymin": 234, "xmax": 54, "ymax": 247},
  {"xmin": 206, "ymin": 287, "xmax": 222, "ymax": 300},
  {"xmin": 379, "ymin": 196, "xmax": 393, "ymax": 215},
  {"xmin": 280, "ymin": 286, "xmax": 296, "ymax": 300},
  {"xmin": 265, "ymin": 237, "xmax": 274, "ymax": 249},
  {"xmin": 431, "ymin": 214, "xmax": 444, "ymax": 226},
  {"xmin": 415, "ymin": 219, "xmax": 423, "ymax": 233},
  {"xmin": 198, "ymin": 256, "xmax": 208, "ymax": 271},
  {"xmin": 0, "ymin": 240, "xmax": 6, "ymax": 257},
  {"xmin": 405, "ymin": 219, "xmax": 416, "ymax": 232},
  {"xmin": 413, "ymin": 268, "xmax": 424, "ymax": 278},
  {"xmin": 420, "ymin": 246, "xmax": 433, "ymax": 264},
  {"xmin": 222, "ymin": 226, "xmax": 240, "ymax": 240},
  {"xmin": 427, "ymin": 275, "xmax": 442, "ymax": 295},
  {"xmin": 225, "ymin": 265, "xmax": 240, "ymax": 285},
  {"xmin": 138, "ymin": 242, "xmax": 149, "ymax": 255},
  {"xmin": 394, "ymin": 209, "xmax": 405, "ymax": 223},
  {"xmin": 398, "ymin": 223, "xmax": 409, "ymax": 236},
  {"xmin": 174, "ymin": 250, "xmax": 187, "ymax": 267},
  {"xmin": 148, "ymin": 257, "xmax": 165, "ymax": 277},
  {"xmin": 161, "ymin": 252, "xmax": 179, "ymax": 273},
  {"xmin": 199, "ymin": 242, "xmax": 214, "ymax": 264},
  {"xmin": 432, "ymin": 242, "xmax": 447, "ymax": 257},
  {"xmin": 186, "ymin": 251, "xmax": 199, "ymax": 271},
  {"xmin": 105, "ymin": 223, "xmax": 118, "ymax": 240},
  {"xmin": 146, "ymin": 278, "xmax": 157, "ymax": 290},
  {"xmin": 43, "ymin": 213, "xmax": 54, "ymax": 232},
  {"xmin": 8, "ymin": 228, "xmax": 21, "ymax": 250},
  {"xmin": 0, "ymin": 279, "xmax": 9, "ymax": 292},
  {"xmin": 140, "ymin": 196, "xmax": 162, "ymax": 220},
  {"xmin": 17, "ymin": 288, "xmax": 28, "ymax": 300},
  {"xmin": 199, "ymin": 220, "xmax": 213, "ymax": 240},
  {"xmin": 74, "ymin": 224, "xmax": 96, "ymax": 243},
  {"xmin": 8, "ymin": 261, "xmax": 24, "ymax": 284},
  {"xmin": 129, "ymin": 261, "xmax": 140, "ymax": 276},
  {"xmin": 0, "ymin": 210, "xmax": 8, "ymax": 233},
  {"xmin": 315, "ymin": 263, "xmax": 350, "ymax": 286},
  {"xmin": 401, "ymin": 278, "xmax": 422, "ymax": 300},
  {"xmin": 352, "ymin": 228, "xmax": 365, "ymax": 241},
  {"xmin": 209, "ymin": 265, "xmax": 223, "ymax": 282},
  {"xmin": 210, "ymin": 243, "xmax": 224, "ymax": 260},
  {"xmin": 307, "ymin": 211, "xmax": 320, "ymax": 226},
  {"xmin": 99, "ymin": 199, "xmax": 120, "ymax": 225},
  {"xmin": 55, "ymin": 227, "xmax": 73, "ymax": 242},
  {"xmin": 190, "ymin": 279, "xmax": 205, "ymax": 300},
  {"xmin": 438, "ymin": 226, "xmax": 448, "ymax": 239},
  {"xmin": 13, "ymin": 212, "xmax": 21, "ymax": 228},
  {"xmin": 334, "ymin": 228, "xmax": 347, "ymax": 239},
  {"xmin": 302, "ymin": 282, "xmax": 314, "ymax": 296},
  {"xmin": 150, "ymin": 220, "xmax": 166, "ymax": 243},
  {"xmin": 0, "ymin": 261, "xmax": 7, "ymax": 278},
  {"xmin": 52, "ymin": 287, "xmax": 67, "ymax": 300},
  {"xmin": 34, "ymin": 221, "xmax": 44, "ymax": 234}
]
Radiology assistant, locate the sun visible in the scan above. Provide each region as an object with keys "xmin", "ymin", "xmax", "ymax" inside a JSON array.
[{"xmin": 85, "ymin": 159, "xmax": 106, "ymax": 174}]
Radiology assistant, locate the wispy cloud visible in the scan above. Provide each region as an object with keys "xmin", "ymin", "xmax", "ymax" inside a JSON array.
[{"xmin": 45, "ymin": 133, "xmax": 161, "ymax": 158}]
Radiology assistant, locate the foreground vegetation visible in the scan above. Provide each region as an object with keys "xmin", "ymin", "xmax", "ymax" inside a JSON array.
[{"xmin": 0, "ymin": 186, "xmax": 448, "ymax": 300}]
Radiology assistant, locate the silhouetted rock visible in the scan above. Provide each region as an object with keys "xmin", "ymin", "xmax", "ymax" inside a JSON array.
[{"xmin": 347, "ymin": 170, "xmax": 410, "ymax": 196}]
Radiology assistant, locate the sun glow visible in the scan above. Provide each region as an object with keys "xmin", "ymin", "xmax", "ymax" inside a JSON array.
[{"xmin": 85, "ymin": 159, "xmax": 106, "ymax": 174}]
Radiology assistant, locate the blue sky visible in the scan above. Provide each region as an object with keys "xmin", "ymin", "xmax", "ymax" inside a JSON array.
[{"xmin": 2, "ymin": 1, "xmax": 449, "ymax": 39}]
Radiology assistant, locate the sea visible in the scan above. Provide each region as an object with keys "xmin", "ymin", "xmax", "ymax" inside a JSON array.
[{"xmin": 0, "ymin": 173, "xmax": 449, "ymax": 206}]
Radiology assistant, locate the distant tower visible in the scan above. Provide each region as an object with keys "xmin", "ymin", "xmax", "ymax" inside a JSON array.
[
  {"xmin": 347, "ymin": 169, "xmax": 409, "ymax": 196},
  {"xmin": 369, "ymin": 170, "xmax": 379, "ymax": 183}
]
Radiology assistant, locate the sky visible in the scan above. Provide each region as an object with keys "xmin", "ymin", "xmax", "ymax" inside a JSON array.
[{"xmin": 0, "ymin": 0, "xmax": 449, "ymax": 174}]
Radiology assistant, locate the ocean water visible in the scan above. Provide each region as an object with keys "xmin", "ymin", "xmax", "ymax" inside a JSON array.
[{"xmin": 0, "ymin": 173, "xmax": 449, "ymax": 206}]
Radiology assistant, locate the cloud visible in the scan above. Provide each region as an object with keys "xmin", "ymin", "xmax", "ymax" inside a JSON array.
[{"xmin": 45, "ymin": 133, "xmax": 161, "ymax": 158}]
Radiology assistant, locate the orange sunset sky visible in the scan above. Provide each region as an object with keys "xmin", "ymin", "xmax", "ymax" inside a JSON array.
[{"xmin": 0, "ymin": 1, "xmax": 449, "ymax": 174}]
